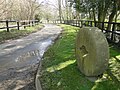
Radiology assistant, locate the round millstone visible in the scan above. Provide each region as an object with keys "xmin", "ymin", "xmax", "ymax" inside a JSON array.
[{"xmin": 75, "ymin": 27, "xmax": 109, "ymax": 76}]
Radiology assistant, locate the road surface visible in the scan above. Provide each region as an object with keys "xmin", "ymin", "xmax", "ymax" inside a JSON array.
[{"xmin": 0, "ymin": 24, "xmax": 62, "ymax": 90}]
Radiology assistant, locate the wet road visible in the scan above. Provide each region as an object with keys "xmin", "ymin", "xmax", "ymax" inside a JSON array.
[{"xmin": 0, "ymin": 24, "xmax": 62, "ymax": 90}]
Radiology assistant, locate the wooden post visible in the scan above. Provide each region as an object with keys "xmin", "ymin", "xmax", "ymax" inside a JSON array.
[
  {"xmin": 111, "ymin": 23, "xmax": 115, "ymax": 41},
  {"xmin": 32, "ymin": 21, "xmax": 34, "ymax": 26},
  {"xmin": 6, "ymin": 20, "xmax": 9, "ymax": 32},
  {"xmin": 101, "ymin": 22, "xmax": 104, "ymax": 32},
  {"xmin": 94, "ymin": 21, "xmax": 97, "ymax": 27},
  {"xmin": 78, "ymin": 20, "xmax": 80, "ymax": 27},
  {"xmin": 88, "ymin": 21, "xmax": 89, "ymax": 26},
  {"xmin": 29, "ymin": 21, "xmax": 31, "ymax": 27},
  {"xmin": 24, "ymin": 21, "xmax": 26, "ymax": 29},
  {"xmin": 17, "ymin": 21, "xmax": 20, "ymax": 30},
  {"xmin": 81, "ymin": 21, "xmax": 83, "ymax": 28},
  {"xmin": 90, "ymin": 21, "xmax": 92, "ymax": 27}
]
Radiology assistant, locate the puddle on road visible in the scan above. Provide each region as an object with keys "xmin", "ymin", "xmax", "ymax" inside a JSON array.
[
  {"xmin": 3, "ymin": 44, "xmax": 16, "ymax": 49},
  {"xmin": 15, "ymin": 50, "xmax": 40, "ymax": 65},
  {"xmin": 0, "ymin": 38, "xmax": 53, "ymax": 71},
  {"xmin": 0, "ymin": 39, "xmax": 53, "ymax": 90},
  {"xmin": 38, "ymin": 38, "xmax": 52, "ymax": 56},
  {"xmin": 14, "ymin": 38, "xmax": 53, "ymax": 66}
]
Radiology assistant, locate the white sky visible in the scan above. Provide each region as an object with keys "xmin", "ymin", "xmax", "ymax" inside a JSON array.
[
  {"xmin": 38, "ymin": 0, "xmax": 65, "ymax": 8},
  {"xmin": 38, "ymin": 0, "xmax": 57, "ymax": 5}
]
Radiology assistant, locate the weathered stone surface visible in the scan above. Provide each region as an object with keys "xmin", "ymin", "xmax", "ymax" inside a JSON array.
[{"xmin": 75, "ymin": 27, "xmax": 109, "ymax": 76}]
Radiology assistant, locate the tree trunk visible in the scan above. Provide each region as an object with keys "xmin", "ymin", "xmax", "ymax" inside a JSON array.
[
  {"xmin": 58, "ymin": 0, "xmax": 62, "ymax": 23},
  {"xmin": 107, "ymin": 1, "xmax": 117, "ymax": 31},
  {"xmin": 88, "ymin": 10, "xmax": 92, "ymax": 20},
  {"xmin": 65, "ymin": 0, "xmax": 69, "ymax": 20},
  {"xmin": 107, "ymin": 10, "xmax": 117, "ymax": 31},
  {"xmin": 92, "ymin": 8, "xmax": 96, "ymax": 22},
  {"xmin": 115, "ymin": 11, "xmax": 120, "ymax": 22}
]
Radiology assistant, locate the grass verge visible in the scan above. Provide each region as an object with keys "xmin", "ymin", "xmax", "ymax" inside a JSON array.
[
  {"xmin": 39, "ymin": 24, "xmax": 120, "ymax": 90},
  {"xmin": 0, "ymin": 24, "xmax": 43, "ymax": 44}
]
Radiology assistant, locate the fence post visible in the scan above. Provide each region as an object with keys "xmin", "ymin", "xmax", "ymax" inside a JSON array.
[
  {"xmin": 6, "ymin": 20, "xmax": 9, "ymax": 32},
  {"xmin": 24, "ymin": 21, "xmax": 26, "ymax": 29},
  {"xmin": 90, "ymin": 21, "xmax": 92, "ymax": 27},
  {"xmin": 101, "ymin": 22, "xmax": 104, "ymax": 32},
  {"xmin": 111, "ymin": 23, "xmax": 115, "ymax": 41},
  {"xmin": 94, "ymin": 21, "xmax": 97, "ymax": 27},
  {"xmin": 32, "ymin": 20, "xmax": 34, "ymax": 26},
  {"xmin": 17, "ymin": 21, "xmax": 20, "ymax": 30},
  {"xmin": 29, "ymin": 20, "xmax": 31, "ymax": 27},
  {"xmin": 81, "ymin": 21, "xmax": 83, "ymax": 28},
  {"xmin": 88, "ymin": 21, "xmax": 89, "ymax": 26},
  {"xmin": 32, "ymin": 21, "xmax": 34, "ymax": 26}
]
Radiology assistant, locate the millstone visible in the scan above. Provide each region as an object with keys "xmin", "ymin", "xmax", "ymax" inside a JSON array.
[{"xmin": 75, "ymin": 27, "xmax": 109, "ymax": 76}]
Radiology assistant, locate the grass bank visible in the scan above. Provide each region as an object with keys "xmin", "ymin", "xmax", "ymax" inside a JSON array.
[
  {"xmin": 0, "ymin": 24, "xmax": 43, "ymax": 43},
  {"xmin": 39, "ymin": 24, "xmax": 120, "ymax": 90}
]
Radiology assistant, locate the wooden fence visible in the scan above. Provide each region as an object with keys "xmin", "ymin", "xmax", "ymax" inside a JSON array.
[
  {"xmin": 53, "ymin": 20, "xmax": 120, "ymax": 46},
  {"xmin": 0, "ymin": 20, "xmax": 39, "ymax": 32}
]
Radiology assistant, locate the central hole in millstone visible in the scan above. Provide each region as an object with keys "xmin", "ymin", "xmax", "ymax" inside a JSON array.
[{"xmin": 79, "ymin": 45, "xmax": 88, "ymax": 58}]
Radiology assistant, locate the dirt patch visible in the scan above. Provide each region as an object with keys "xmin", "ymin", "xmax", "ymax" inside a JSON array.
[{"xmin": 0, "ymin": 62, "xmax": 39, "ymax": 90}]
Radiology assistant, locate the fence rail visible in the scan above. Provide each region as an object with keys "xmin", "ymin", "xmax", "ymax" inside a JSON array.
[
  {"xmin": 53, "ymin": 20, "xmax": 120, "ymax": 46},
  {"xmin": 0, "ymin": 20, "xmax": 39, "ymax": 32}
]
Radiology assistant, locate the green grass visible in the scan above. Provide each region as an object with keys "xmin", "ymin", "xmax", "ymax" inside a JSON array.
[
  {"xmin": 0, "ymin": 24, "xmax": 43, "ymax": 43},
  {"xmin": 39, "ymin": 24, "xmax": 120, "ymax": 90}
]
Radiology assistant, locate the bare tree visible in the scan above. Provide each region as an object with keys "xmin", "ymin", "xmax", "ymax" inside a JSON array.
[
  {"xmin": 58, "ymin": 0, "xmax": 62, "ymax": 22},
  {"xmin": 0, "ymin": 0, "xmax": 43, "ymax": 20}
]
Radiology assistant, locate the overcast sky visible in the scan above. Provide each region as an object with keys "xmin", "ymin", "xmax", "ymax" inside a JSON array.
[
  {"xmin": 38, "ymin": 0, "xmax": 57, "ymax": 5},
  {"xmin": 38, "ymin": 0, "xmax": 65, "ymax": 8}
]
